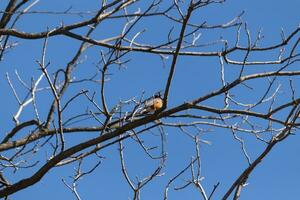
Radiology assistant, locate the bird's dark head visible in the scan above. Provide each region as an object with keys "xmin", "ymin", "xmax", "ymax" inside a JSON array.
[{"xmin": 154, "ymin": 91, "xmax": 162, "ymax": 98}]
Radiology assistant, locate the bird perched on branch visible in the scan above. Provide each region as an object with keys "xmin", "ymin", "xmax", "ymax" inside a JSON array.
[
  {"xmin": 106, "ymin": 92, "xmax": 163, "ymax": 130},
  {"xmin": 141, "ymin": 92, "xmax": 163, "ymax": 114}
]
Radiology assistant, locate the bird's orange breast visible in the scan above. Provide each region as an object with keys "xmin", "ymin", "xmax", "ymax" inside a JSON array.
[{"xmin": 153, "ymin": 99, "xmax": 163, "ymax": 110}]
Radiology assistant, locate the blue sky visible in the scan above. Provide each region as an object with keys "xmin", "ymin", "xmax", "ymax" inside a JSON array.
[{"xmin": 1, "ymin": 0, "xmax": 300, "ymax": 199}]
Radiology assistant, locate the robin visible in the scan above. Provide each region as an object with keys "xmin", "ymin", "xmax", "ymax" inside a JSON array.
[
  {"xmin": 141, "ymin": 93, "xmax": 163, "ymax": 114},
  {"xmin": 107, "ymin": 93, "xmax": 163, "ymax": 130}
]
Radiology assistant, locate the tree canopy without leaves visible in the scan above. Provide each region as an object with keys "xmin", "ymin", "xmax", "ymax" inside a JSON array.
[{"xmin": 0, "ymin": 0, "xmax": 300, "ymax": 199}]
